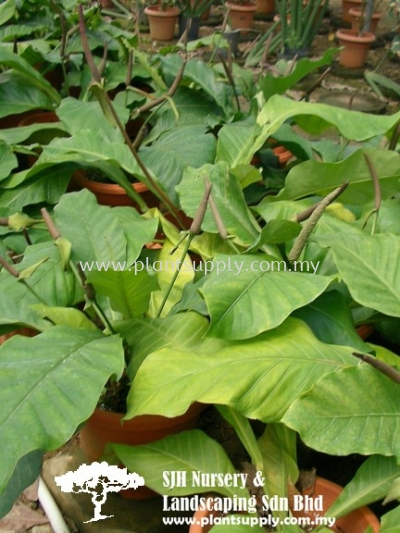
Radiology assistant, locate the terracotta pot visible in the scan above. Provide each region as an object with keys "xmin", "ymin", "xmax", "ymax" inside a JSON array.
[
  {"xmin": 356, "ymin": 323, "xmax": 374, "ymax": 340},
  {"xmin": 336, "ymin": 29, "xmax": 375, "ymax": 69},
  {"xmin": 144, "ymin": 5, "xmax": 181, "ymax": 41},
  {"xmin": 251, "ymin": 144, "xmax": 293, "ymax": 168},
  {"xmin": 226, "ymin": 2, "xmax": 256, "ymax": 31},
  {"xmin": 0, "ymin": 327, "xmax": 37, "ymax": 345},
  {"xmin": 290, "ymin": 478, "xmax": 380, "ymax": 533},
  {"xmin": 70, "ymin": 171, "xmax": 159, "ymax": 209},
  {"xmin": 342, "ymin": 0, "xmax": 363, "ymax": 23},
  {"xmin": 348, "ymin": 8, "xmax": 382, "ymax": 35},
  {"xmin": 80, "ymin": 403, "xmax": 205, "ymax": 499},
  {"xmin": 255, "ymin": 0, "xmax": 275, "ymax": 15},
  {"xmin": 189, "ymin": 477, "xmax": 380, "ymax": 533}
]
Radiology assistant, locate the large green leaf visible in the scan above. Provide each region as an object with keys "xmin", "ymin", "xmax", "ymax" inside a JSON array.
[
  {"xmin": 0, "ymin": 241, "xmax": 82, "ymax": 330},
  {"xmin": 116, "ymin": 311, "xmax": 208, "ymax": 380},
  {"xmin": 257, "ymin": 424, "xmax": 298, "ymax": 520},
  {"xmin": 53, "ymin": 190, "xmax": 128, "ymax": 265},
  {"xmin": 315, "ymin": 233, "xmax": 400, "ymax": 318},
  {"xmin": 113, "ymin": 207, "xmax": 158, "ymax": 265},
  {"xmin": 277, "ymin": 148, "xmax": 400, "ymax": 204},
  {"xmin": 258, "ymin": 95, "xmax": 400, "ymax": 141},
  {"xmin": 379, "ymin": 505, "xmax": 400, "ymax": 533},
  {"xmin": 88, "ymin": 269, "xmax": 158, "ymax": 319},
  {"xmin": 325, "ymin": 455, "xmax": 400, "ymax": 518},
  {"xmin": 217, "ymin": 405, "xmax": 264, "ymax": 471},
  {"xmin": 0, "ymin": 0, "xmax": 15, "ymax": 26},
  {"xmin": 215, "ymin": 118, "xmax": 260, "ymax": 168},
  {"xmin": 140, "ymin": 125, "xmax": 217, "ymax": 204},
  {"xmin": 177, "ymin": 162, "xmax": 259, "ymax": 247},
  {"xmin": 0, "ymin": 328, "xmax": 125, "ymax": 494},
  {"xmin": 293, "ymin": 291, "xmax": 370, "ymax": 352},
  {"xmin": 258, "ymin": 49, "xmax": 338, "ymax": 100},
  {"xmin": 55, "ymin": 97, "xmax": 128, "ymax": 142},
  {"xmin": 160, "ymin": 55, "xmax": 234, "ymax": 117},
  {"xmin": 144, "ymin": 87, "xmax": 222, "ymax": 144},
  {"xmin": 283, "ymin": 364, "xmax": 400, "ymax": 457},
  {"xmin": 111, "ymin": 429, "xmax": 249, "ymax": 498},
  {"xmin": 0, "ymin": 142, "xmax": 18, "ymax": 182},
  {"xmin": 127, "ymin": 318, "xmax": 357, "ymax": 421},
  {"xmin": 200, "ymin": 254, "xmax": 332, "ymax": 339},
  {"xmin": 0, "ymin": 164, "xmax": 72, "ymax": 209},
  {"xmin": 0, "ymin": 449, "xmax": 43, "ymax": 518},
  {"xmin": 148, "ymin": 239, "xmax": 195, "ymax": 317}
]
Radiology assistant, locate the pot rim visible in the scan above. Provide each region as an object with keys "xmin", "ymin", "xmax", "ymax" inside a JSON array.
[
  {"xmin": 348, "ymin": 7, "xmax": 382, "ymax": 19},
  {"xmin": 144, "ymin": 5, "xmax": 181, "ymax": 16},
  {"xmin": 336, "ymin": 28, "xmax": 376, "ymax": 44}
]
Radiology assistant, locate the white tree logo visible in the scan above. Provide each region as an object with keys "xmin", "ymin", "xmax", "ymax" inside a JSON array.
[{"xmin": 55, "ymin": 462, "xmax": 145, "ymax": 522}]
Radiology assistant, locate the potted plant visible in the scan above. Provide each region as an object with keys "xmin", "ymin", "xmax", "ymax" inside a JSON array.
[
  {"xmin": 99, "ymin": 96, "xmax": 400, "ymax": 528},
  {"xmin": 336, "ymin": 0, "xmax": 376, "ymax": 69},
  {"xmin": 176, "ymin": 0, "xmax": 214, "ymax": 40},
  {"xmin": 144, "ymin": 0, "xmax": 181, "ymax": 41},
  {"xmin": 225, "ymin": 0, "xmax": 257, "ymax": 31},
  {"xmin": 274, "ymin": 0, "xmax": 329, "ymax": 58}
]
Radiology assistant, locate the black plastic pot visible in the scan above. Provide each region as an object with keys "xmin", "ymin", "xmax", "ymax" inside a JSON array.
[
  {"xmin": 217, "ymin": 30, "xmax": 240, "ymax": 58},
  {"xmin": 178, "ymin": 15, "xmax": 201, "ymax": 41}
]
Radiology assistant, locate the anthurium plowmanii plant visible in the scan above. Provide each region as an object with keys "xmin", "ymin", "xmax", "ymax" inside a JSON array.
[{"xmin": 0, "ymin": 18, "xmax": 400, "ymax": 530}]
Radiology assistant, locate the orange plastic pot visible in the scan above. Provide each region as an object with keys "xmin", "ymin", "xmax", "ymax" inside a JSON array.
[
  {"xmin": 189, "ymin": 478, "xmax": 380, "ymax": 533},
  {"xmin": 144, "ymin": 5, "xmax": 181, "ymax": 41},
  {"xmin": 80, "ymin": 403, "xmax": 205, "ymax": 499},
  {"xmin": 348, "ymin": 8, "xmax": 382, "ymax": 35},
  {"xmin": 226, "ymin": 2, "xmax": 256, "ymax": 31},
  {"xmin": 336, "ymin": 29, "xmax": 375, "ymax": 69},
  {"xmin": 69, "ymin": 171, "xmax": 159, "ymax": 209}
]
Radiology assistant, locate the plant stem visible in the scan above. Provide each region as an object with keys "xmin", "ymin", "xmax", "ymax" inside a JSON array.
[
  {"xmin": 353, "ymin": 352, "xmax": 400, "ymax": 384},
  {"xmin": 288, "ymin": 182, "xmax": 349, "ymax": 262}
]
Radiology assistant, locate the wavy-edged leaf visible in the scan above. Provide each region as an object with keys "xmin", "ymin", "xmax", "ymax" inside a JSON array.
[
  {"xmin": 200, "ymin": 255, "xmax": 332, "ymax": 339},
  {"xmin": 316, "ymin": 233, "xmax": 400, "ymax": 318},
  {"xmin": 54, "ymin": 190, "xmax": 128, "ymax": 265},
  {"xmin": 127, "ymin": 318, "xmax": 357, "ymax": 421},
  {"xmin": 258, "ymin": 95, "xmax": 400, "ymax": 141},
  {"xmin": 31, "ymin": 305, "xmax": 97, "ymax": 330},
  {"xmin": 325, "ymin": 455, "xmax": 400, "ymax": 518},
  {"xmin": 112, "ymin": 429, "xmax": 248, "ymax": 498},
  {"xmin": 277, "ymin": 148, "xmax": 400, "ymax": 203},
  {"xmin": 283, "ymin": 364, "xmax": 400, "ymax": 457},
  {"xmin": 0, "ymin": 328, "xmax": 125, "ymax": 494}
]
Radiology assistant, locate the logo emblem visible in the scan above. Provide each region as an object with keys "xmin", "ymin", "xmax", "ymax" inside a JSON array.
[{"xmin": 55, "ymin": 461, "xmax": 145, "ymax": 522}]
